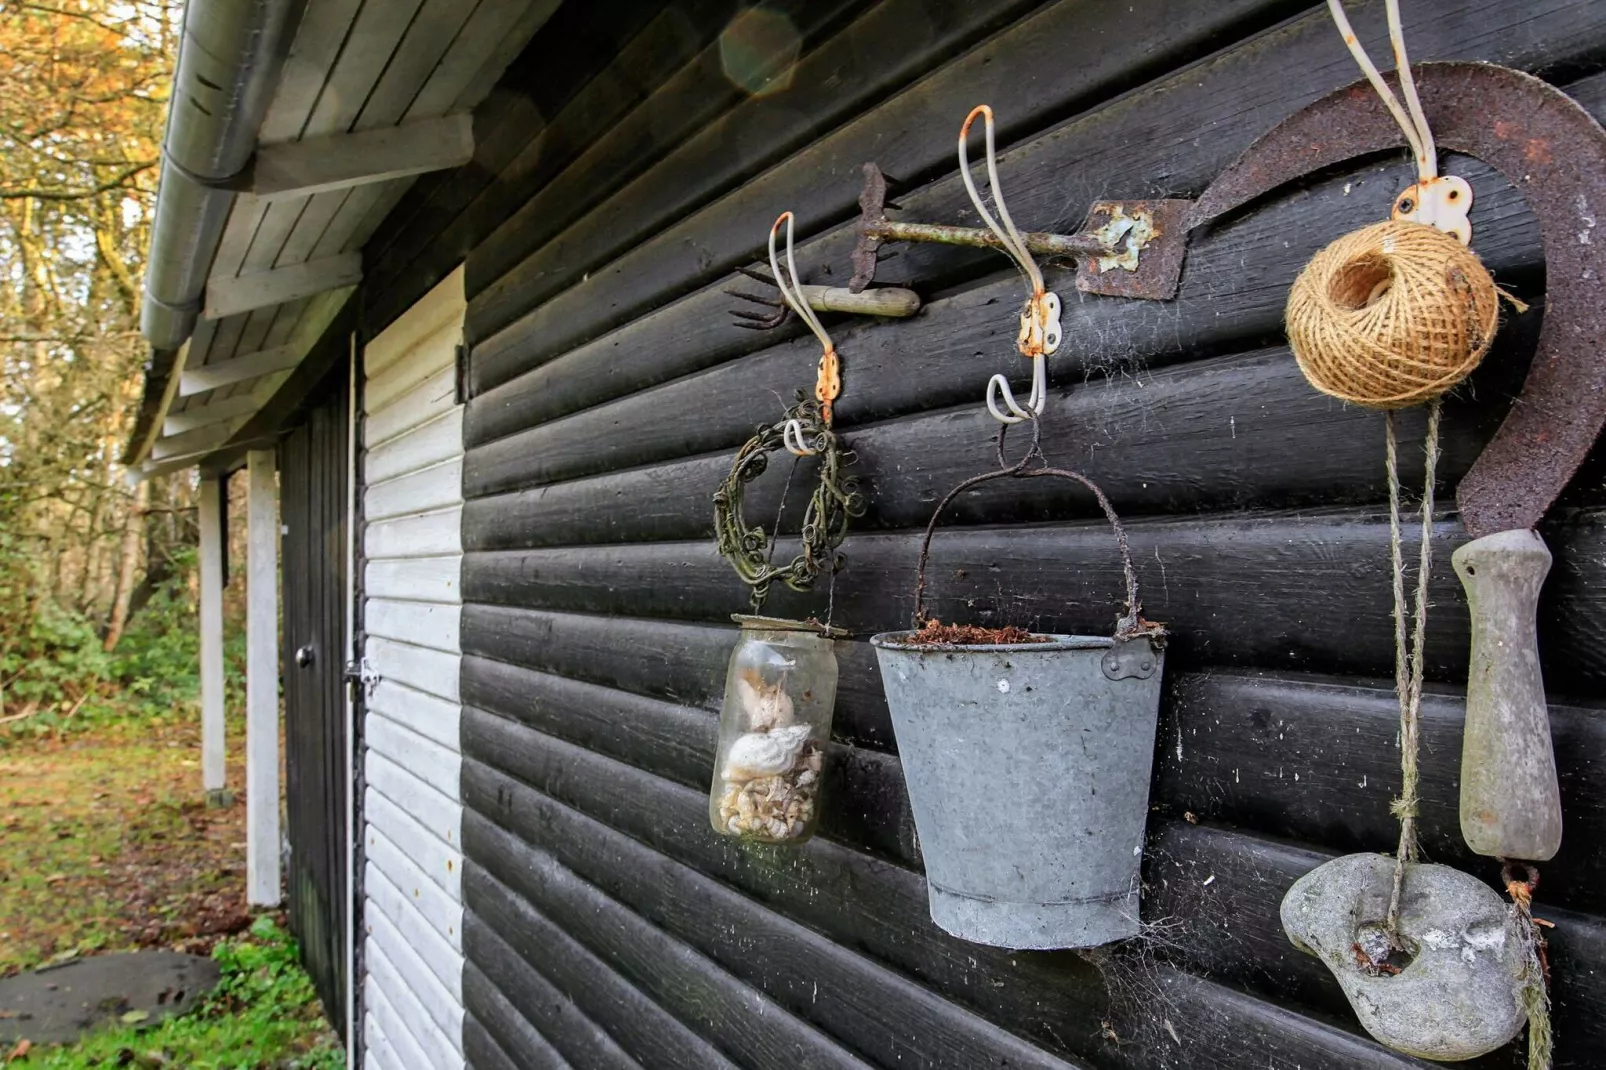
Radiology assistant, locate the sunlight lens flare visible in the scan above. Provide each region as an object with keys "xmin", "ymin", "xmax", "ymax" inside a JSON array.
[{"xmin": 717, "ymin": 7, "xmax": 802, "ymax": 98}]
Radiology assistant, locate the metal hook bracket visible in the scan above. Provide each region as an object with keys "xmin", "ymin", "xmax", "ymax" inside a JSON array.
[{"xmin": 849, "ymin": 163, "xmax": 1191, "ymax": 301}]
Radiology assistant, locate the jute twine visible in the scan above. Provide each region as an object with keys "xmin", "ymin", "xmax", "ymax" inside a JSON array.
[{"xmin": 1287, "ymin": 220, "xmax": 1499, "ymax": 409}]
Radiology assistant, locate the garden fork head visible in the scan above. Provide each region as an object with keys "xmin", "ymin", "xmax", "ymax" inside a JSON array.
[{"xmin": 726, "ymin": 266, "xmax": 795, "ymax": 331}]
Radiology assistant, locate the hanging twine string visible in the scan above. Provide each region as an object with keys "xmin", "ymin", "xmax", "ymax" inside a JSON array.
[
  {"xmin": 1310, "ymin": 6, "xmax": 1550, "ymax": 1065},
  {"xmin": 1382, "ymin": 401, "xmax": 1438, "ymax": 934},
  {"xmin": 1503, "ymin": 863, "xmax": 1555, "ymax": 1070}
]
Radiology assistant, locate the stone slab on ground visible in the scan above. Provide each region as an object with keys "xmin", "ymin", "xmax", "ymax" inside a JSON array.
[{"xmin": 0, "ymin": 951, "xmax": 219, "ymax": 1045}]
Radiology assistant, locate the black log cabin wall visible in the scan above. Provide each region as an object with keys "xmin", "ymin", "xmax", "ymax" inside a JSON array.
[{"xmin": 356, "ymin": 1, "xmax": 1606, "ymax": 1067}]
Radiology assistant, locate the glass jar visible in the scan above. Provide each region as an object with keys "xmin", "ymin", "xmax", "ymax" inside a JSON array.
[{"xmin": 709, "ymin": 616, "xmax": 840, "ymax": 845}]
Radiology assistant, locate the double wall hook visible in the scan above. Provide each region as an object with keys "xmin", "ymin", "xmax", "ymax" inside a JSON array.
[
  {"xmin": 958, "ymin": 105, "xmax": 1062, "ymax": 425},
  {"xmin": 768, "ymin": 212, "xmax": 842, "ymax": 457},
  {"xmin": 1328, "ymin": 0, "xmax": 1470, "ymax": 241}
]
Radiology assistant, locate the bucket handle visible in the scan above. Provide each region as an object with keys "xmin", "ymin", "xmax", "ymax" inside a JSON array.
[{"xmin": 912, "ymin": 417, "xmax": 1152, "ymax": 641}]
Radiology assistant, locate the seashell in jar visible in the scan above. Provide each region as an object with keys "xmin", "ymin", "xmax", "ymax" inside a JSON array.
[
  {"xmin": 736, "ymin": 671, "xmax": 796, "ymax": 731},
  {"xmin": 722, "ymin": 724, "xmax": 812, "ymax": 781}
]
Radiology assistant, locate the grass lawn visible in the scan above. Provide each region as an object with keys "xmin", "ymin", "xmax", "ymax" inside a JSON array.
[{"xmin": 1, "ymin": 715, "xmax": 342, "ymax": 1067}]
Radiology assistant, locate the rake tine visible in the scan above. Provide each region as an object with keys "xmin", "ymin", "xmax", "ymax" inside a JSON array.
[
  {"xmin": 736, "ymin": 265, "xmax": 781, "ymax": 287},
  {"xmin": 732, "ymin": 317, "xmax": 785, "ymax": 330},
  {"xmin": 729, "ymin": 306, "xmax": 788, "ymax": 327},
  {"xmin": 885, "ymin": 200, "xmax": 904, "ymax": 212},
  {"xmin": 881, "ymin": 172, "xmax": 908, "ymax": 192},
  {"xmin": 724, "ymin": 287, "xmax": 786, "ymax": 307}
]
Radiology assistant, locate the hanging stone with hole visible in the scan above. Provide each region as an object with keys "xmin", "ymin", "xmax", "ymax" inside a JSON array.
[{"xmin": 1281, "ymin": 853, "xmax": 1528, "ymax": 1060}]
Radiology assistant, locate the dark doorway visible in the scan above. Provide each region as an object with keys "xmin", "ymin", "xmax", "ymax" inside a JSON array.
[{"xmin": 278, "ymin": 364, "xmax": 351, "ymax": 1036}]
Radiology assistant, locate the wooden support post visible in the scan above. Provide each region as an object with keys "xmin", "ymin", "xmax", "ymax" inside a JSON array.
[
  {"xmin": 246, "ymin": 448, "xmax": 282, "ymax": 906},
  {"xmin": 198, "ymin": 476, "xmax": 227, "ymax": 804}
]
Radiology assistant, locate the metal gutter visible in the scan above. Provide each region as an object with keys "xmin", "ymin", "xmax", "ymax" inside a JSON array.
[{"xmin": 140, "ymin": 0, "xmax": 304, "ymax": 351}]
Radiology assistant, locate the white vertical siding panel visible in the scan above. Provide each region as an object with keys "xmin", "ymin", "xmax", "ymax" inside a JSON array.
[
  {"xmin": 366, "ymin": 712, "xmax": 460, "ymax": 799},
  {"xmin": 365, "ymin": 505, "xmax": 463, "ymax": 559},
  {"xmin": 365, "ymin": 787, "xmax": 462, "ymax": 899},
  {"xmin": 361, "ymin": 268, "xmax": 465, "ymax": 1066},
  {"xmin": 367, "ymin": 636, "xmax": 460, "ymax": 702},
  {"xmin": 366, "ymin": 363, "xmax": 458, "ymax": 448},
  {"xmin": 365, "ymin": 555, "xmax": 460, "ymax": 604},
  {"xmin": 365, "ymin": 1011, "xmax": 401, "ymax": 1070},
  {"xmin": 367, "ymin": 940, "xmax": 465, "ymax": 1069},
  {"xmin": 367, "ymin": 826, "xmax": 463, "ymax": 947},
  {"xmin": 367, "ymin": 676, "xmax": 461, "ymax": 747},
  {"xmin": 365, "ymin": 457, "xmax": 463, "ymax": 521},
  {"xmin": 367, "ymin": 751, "xmax": 462, "ymax": 848},
  {"xmin": 367, "ymin": 860, "xmax": 465, "ymax": 1000},
  {"xmin": 365, "ymin": 963, "xmax": 443, "ymax": 1070},
  {"xmin": 366, "ymin": 408, "xmax": 463, "ymax": 484},
  {"xmin": 365, "ymin": 601, "xmax": 462, "ymax": 659},
  {"xmin": 366, "ymin": 276, "xmax": 463, "ymax": 376}
]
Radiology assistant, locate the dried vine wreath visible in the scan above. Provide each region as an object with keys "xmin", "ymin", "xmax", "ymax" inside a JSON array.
[{"xmin": 713, "ymin": 395, "xmax": 863, "ymax": 608}]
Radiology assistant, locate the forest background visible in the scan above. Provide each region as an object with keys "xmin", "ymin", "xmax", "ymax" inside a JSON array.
[{"xmin": 0, "ymin": 0, "xmax": 239, "ymax": 737}]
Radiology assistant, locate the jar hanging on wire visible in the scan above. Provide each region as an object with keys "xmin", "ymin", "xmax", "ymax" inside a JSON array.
[{"xmin": 710, "ymin": 616, "xmax": 841, "ymax": 844}]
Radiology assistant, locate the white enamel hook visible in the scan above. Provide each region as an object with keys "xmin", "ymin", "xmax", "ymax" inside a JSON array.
[
  {"xmin": 958, "ymin": 105, "xmax": 1062, "ymax": 425},
  {"xmin": 768, "ymin": 212, "xmax": 842, "ymax": 457},
  {"xmin": 1327, "ymin": 0, "xmax": 1472, "ymax": 242}
]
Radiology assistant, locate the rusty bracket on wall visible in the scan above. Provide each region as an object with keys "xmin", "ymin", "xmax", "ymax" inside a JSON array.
[{"xmin": 850, "ymin": 163, "xmax": 1191, "ymax": 301}]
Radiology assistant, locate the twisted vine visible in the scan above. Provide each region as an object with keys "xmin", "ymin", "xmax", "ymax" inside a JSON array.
[{"xmin": 713, "ymin": 397, "xmax": 864, "ymax": 609}]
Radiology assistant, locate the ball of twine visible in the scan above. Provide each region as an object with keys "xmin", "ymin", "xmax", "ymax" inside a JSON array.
[{"xmin": 1286, "ymin": 220, "xmax": 1500, "ymax": 409}]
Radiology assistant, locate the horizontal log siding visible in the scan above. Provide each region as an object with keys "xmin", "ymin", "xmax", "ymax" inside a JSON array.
[
  {"xmin": 361, "ymin": 269, "xmax": 468, "ymax": 1070},
  {"xmin": 437, "ymin": 0, "xmax": 1606, "ymax": 1066}
]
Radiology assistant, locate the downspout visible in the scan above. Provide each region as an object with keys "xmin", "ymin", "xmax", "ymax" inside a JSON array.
[{"xmin": 141, "ymin": 0, "xmax": 304, "ymax": 350}]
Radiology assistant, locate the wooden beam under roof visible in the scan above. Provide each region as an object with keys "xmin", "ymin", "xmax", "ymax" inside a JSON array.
[
  {"xmin": 163, "ymin": 389, "xmax": 276, "ymax": 436},
  {"xmin": 180, "ymin": 343, "xmax": 302, "ymax": 396},
  {"xmin": 204, "ymin": 252, "xmax": 362, "ymax": 320},
  {"xmin": 149, "ymin": 416, "xmax": 253, "ymax": 462},
  {"xmin": 248, "ymin": 114, "xmax": 475, "ymax": 201}
]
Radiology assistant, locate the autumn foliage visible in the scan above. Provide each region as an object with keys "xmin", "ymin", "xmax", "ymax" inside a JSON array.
[{"xmin": 0, "ymin": 0, "xmax": 200, "ymax": 722}]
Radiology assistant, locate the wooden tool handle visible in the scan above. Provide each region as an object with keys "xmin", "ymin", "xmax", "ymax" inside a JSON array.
[
  {"xmin": 799, "ymin": 285, "xmax": 920, "ymax": 318},
  {"xmin": 1452, "ymin": 529, "xmax": 1562, "ymax": 861}
]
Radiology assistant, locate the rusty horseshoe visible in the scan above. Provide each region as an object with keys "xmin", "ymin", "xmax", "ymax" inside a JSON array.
[{"xmin": 1191, "ymin": 61, "xmax": 1606, "ymax": 862}]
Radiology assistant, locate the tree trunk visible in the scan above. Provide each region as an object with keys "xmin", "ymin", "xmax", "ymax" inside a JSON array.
[{"xmin": 103, "ymin": 479, "xmax": 149, "ymax": 652}]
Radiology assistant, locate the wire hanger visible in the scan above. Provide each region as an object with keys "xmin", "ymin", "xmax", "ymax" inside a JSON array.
[
  {"xmin": 1327, "ymin": 0, "xmax": 1471, "ymax": 242},
  {"xmin": 958, "ymin": 105, "xmax": 1062, "ymax": 425},
  {"xmin": 767, "ymin": 212, "xmax": 843, "ymax": 458}
]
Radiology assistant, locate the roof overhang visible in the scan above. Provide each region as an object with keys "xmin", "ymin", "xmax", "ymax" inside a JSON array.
[{"xmin": 125, "ymin": 0, "xmax": 561, "ymax": 477}]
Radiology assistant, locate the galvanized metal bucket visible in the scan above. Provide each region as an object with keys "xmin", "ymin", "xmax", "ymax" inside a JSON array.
[
  {"xmin": 871, "ymin": 631, "xmax": 1164, "ymax": 948},
  {"xmin": 871, "ymin": 446, "xmax": 1166, "ymax": 948}
]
